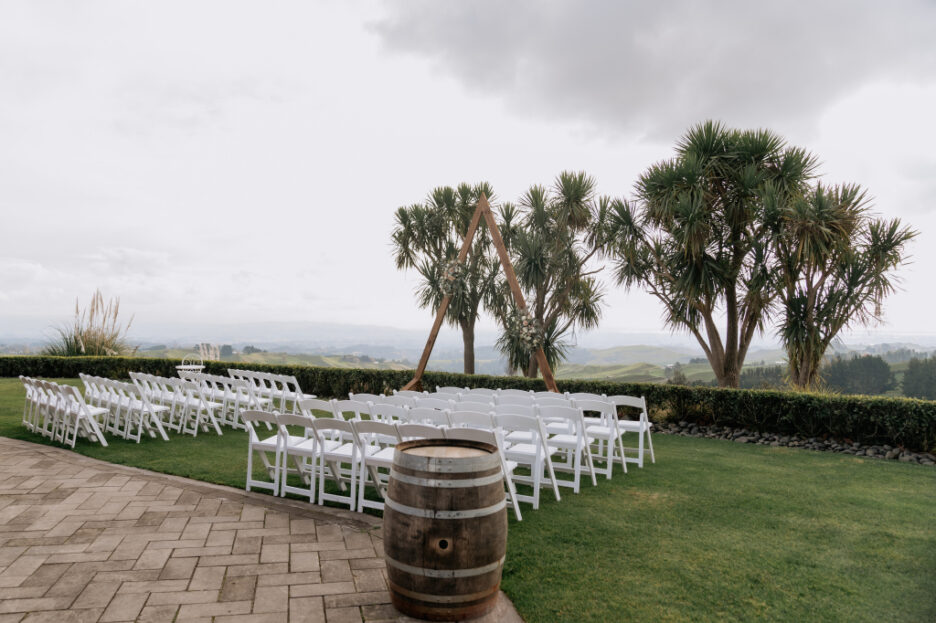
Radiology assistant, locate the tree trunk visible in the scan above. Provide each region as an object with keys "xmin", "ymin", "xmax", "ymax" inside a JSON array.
[
  {"xmin": 461, "ymin": 320, "xmax": 475, "ymax": 376},
  {"xmin": 525, "ymin": 353, "xmax": 538, "ymax": 378}
]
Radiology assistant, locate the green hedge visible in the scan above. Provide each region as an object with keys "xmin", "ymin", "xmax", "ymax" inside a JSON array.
[{"xmin": 2, "ymin": 355, "xmax": 934, "ymax": 452}]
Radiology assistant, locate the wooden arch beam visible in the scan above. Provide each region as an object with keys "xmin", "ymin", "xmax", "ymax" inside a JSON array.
[{"xmin": 402, "ymin": 193, "xmax": 559, "ymax": 392}]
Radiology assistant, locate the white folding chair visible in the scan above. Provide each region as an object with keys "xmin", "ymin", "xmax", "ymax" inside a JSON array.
[
  {"xmin": 355, "ymin": 420, "xmax": 401, "ymax": 513},
  {"xmin": 445, "ymin": 426, "xmax": 522, "ymax": 521},
  {"xmin": 435, "ymin": 386, "xmax": 467, "ymax": 395},
  {"xmin": 538, "ymin": 405, "xmax": 598, "ymax": 493},
  {"xmin": 277, "ymin": 411, "xmax": 318, "ymax": 502},
  {"xmin": 179, "ymin": 379, "xmax": 224, "ymax": 436},
  {"xmin": 106, "ymin": 379, "xmax": 170, "ymax": 442},
  {"xmin": 494, "ymin": 413, "xmax": 560, "ymax": 509},
  {"xmin": 241, "ymin": 410, "xmax": 281, "ymax": 496},
  {"xmin": 574, "ymin": 398, "xmax": 627, "ymax": 478},
  {"xmin": 607, "ymin": 395, "xmax": 655, "ymax": 467},
  {"xmin": 58, "ymin": 384, "xmax": 109, "ymax": 448},
  {"xmin": 311, "ymin": 419, "xmax": 359, "ymax": 511}
]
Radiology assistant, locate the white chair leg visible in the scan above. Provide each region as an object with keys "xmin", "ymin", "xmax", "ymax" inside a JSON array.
[{"xmin": 647, "ymin": 426, "xmax": 656, "ymax": 463}]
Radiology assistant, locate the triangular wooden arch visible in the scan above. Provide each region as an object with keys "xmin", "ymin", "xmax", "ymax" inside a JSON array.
[{"xmin": 402, "ymin": 193, "xmax": 559, "ymax": 392}]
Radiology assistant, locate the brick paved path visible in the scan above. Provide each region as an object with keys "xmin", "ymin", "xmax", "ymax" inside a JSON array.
[{"xmin": 0, "ymin": 438, "xmax": 521, "ymax": 623}]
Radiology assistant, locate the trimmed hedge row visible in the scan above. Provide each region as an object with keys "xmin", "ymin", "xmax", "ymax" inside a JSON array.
[{"xmin": 2, "ymin": 355, "xmax": 934, "ymax": 452}]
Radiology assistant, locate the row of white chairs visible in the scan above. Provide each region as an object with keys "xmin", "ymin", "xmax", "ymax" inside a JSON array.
[
  {"xmin": 128, "ymin": 372, "xmax": 225, "ymax": 436},
  {"xmin": 79, "ymin": 374, "xmax": 170, "ymax": 442},
  {"xmin": 351, "ymin": 389, "xmax": 655, "ymax": 469},
  {"xmin": 20, "ymin": 376, "xmax": 108, "ymax": 448},
  {"xmin": 227, "ymin": 369, "xmax": 316, "ymax": 414},
  {"xmin": 245, "ymin": 390, "xmax": 654, "ymax": 521},
  {"xmin": 242, "ymin": 401, "xmax": 530, "ymax": 520}
]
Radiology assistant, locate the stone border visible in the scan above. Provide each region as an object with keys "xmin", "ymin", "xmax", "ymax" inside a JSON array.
[{"xmin": 657, "ymin": 422, "xmax": 936, "ymax": 465}]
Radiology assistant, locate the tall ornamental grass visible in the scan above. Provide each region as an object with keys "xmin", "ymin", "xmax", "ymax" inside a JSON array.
[{"xmin": 43, "ymin": 290, "xmax": 137, "ymax": 357}]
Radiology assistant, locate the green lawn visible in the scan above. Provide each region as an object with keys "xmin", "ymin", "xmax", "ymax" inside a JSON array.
[{"xmin": 2, "ymin": 378, "xmax": 934, "ymax": 622}]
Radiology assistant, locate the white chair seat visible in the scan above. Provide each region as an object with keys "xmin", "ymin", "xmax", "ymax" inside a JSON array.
[
  {"xmin": 617, "ymin": 420, "xmax": 652, "ymax": 432},
  {"xmin": 504, "ymin": 443, "xmax": 539, "ymax": 458},
  {"xmin": 586, "ymin": 425, "xmax": 615, "ymax": 440},
  {"xmin": 505, "ymin": 431, "xmax": 535, "ymax": 444}
]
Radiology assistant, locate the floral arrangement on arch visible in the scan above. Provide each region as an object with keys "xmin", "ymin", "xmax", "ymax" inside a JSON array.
[
  {"xmin": 440, "ymin": 259, "xmax": 468, "ymax": 297},
  {"xmin": 506, "ymin": 306, "xmax": 544, "ymax": 352}
]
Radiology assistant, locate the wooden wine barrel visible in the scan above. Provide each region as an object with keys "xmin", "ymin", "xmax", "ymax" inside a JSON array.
[{"xmin": 383, "ymin": 439, "xmax": 508, "ymax": 621}]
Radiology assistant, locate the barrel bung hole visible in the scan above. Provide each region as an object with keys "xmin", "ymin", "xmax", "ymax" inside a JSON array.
[{"xmin": 438, "ymin": 539, "xmax": 449, "ymax": 550}]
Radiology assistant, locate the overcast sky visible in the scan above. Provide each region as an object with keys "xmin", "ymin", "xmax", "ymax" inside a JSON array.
[{"xmin": 2, "ymin": 1, "xmax": 935, "ymax": 345}]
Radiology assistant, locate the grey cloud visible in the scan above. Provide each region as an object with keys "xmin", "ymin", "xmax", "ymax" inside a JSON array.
[{"xmin": 373, "ymin": 0, "xmax": 936, "ymax": 139}]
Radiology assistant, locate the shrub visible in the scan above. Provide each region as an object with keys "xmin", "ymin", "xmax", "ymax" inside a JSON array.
[{"xmin": 2, "ymin": 355, "xmax": 934, "ymax": 452}]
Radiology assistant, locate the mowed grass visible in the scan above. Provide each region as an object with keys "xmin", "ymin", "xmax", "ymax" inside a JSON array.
[{"xmin": 2, "ymin": 378, "xmax": 934, "ymax": 622}]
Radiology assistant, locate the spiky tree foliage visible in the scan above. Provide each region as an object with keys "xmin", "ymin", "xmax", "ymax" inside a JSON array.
[
  {"xmin": 765, "ymin": 183, "xmax": 916, "ymax": 388},
  {"xmin": 607, "ymin": 121, "xmax": 818, "ymax": 387},
  {"xmin": 391, "ymin": 183, "xmax": 499, "ymax": 374},
  {"xmin": 489, "ymin": 171, "xmax": 607, "ymax": 377},
  {"xmin": 44, "ymin": 290, "xmax": 137, "ymax": 356}
]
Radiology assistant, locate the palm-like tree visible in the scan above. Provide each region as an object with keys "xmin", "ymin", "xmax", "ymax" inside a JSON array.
[
  {"xmin": 607, "ymin": 121, "xmax": 818, "ymax": 387},
  {"xmin": 766, "ymin": 183, "xmax": 916, "ymax": 388},
  {"xmin": 489, "ymin": 171, "xmax": 607, "ymax": 377},
  {"xmin": 392, "ymin": 183, "xmax": 499, "ymax": 374}
]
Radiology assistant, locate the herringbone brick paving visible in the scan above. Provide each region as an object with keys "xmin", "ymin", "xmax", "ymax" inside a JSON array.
[{"xmin": 0, "ymin": 437, "xmax": 519, "ymax": 622}]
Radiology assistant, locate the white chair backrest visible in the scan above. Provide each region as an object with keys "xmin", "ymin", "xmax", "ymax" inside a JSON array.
[
  {"xmin": 456, "ymin": 400, "xmax": 494, "ymax": 413},
  {"xmin": 574, "ymin": 398, "xmax": 617, "ymax": 422},
  {"xmin": 376, "ymin": 394, "xmax": 415, "ymax": 407},
  {"xmin": 349, "ymin": 392, "xmax": 384, "ymax": 404},
  {"xmin": 498, "ymin": 388, "xmax": 533, "ymax": 397},
  {"xmin": 332, "ymin": 399, "xmax": 370, "ymax": 421},
  {"xmin": 537, "ymin": 405, "xmax": 586, "ymax": 433},
  {"xmin": 297, "ymin": 398, "xmax": 335, "ymax": 416},
  {"xmin": 371, "ymin": 403, "xmax": 407, "ymax": 424},
  {"xmin": 393, "ymin": 389, "xmax": 427, "ymax": 398},
  {"xmin": 463, "ymin": 388, "xmax": 496, "ymax": 398},
  {"xmin": 492, "ymin": 403, "xmax": 536, "ymax": 418},
  {"xmin": 407, "ymin": 406, "xmax": 451, "ymax": 427},
  {"xmin": 276, "ymin": 411, "xmax": 315, "ymax": 432},
  {"xmin": 533, "ymin": 391, "xmax": 564, "ymax": 399},
  {"xmin": 607, "ymin": 394, "xmax": 648, "ymax": 417},
  {"xmin": 444, "ymin": 427, "xmax": 498, "ymax": 446},
  {"xmin": 396, "ymin": 423, "xmax": 446, "ymax": 440},
  {"xmin": 495, "ymin": 394, "xmax": 535, "ymax": 406},
  {"xmin": 435, "ymin": 386, "xmax": 467, "ymax": 394},
  {"xmin": 449, "ymin": 410, "xmax": 494, "ymax": 430},
  {"xmin": 495, "ymin": 413, "xmax": 548, "ymax": 444},
  {"xmin": 568, "ymin": 392, "xmax": 607, "ymax": 403},
  {"xmin": 354, "ymin": 420, "xmax": 400, "ymax": 446},
  {"xmin": 430, "ymin": 392, "xmax": 461, "ymax": 402},
  {"xmin": 241, "ymin": 409, "xmax": 280, "ymax": 442},
  {"xmin": 536, "ymin": 396, "xmax": 572, "ymax": 408},
  {"xmin": 414, "ymin": 397, "xmax": 454, "ymax": 410}
]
